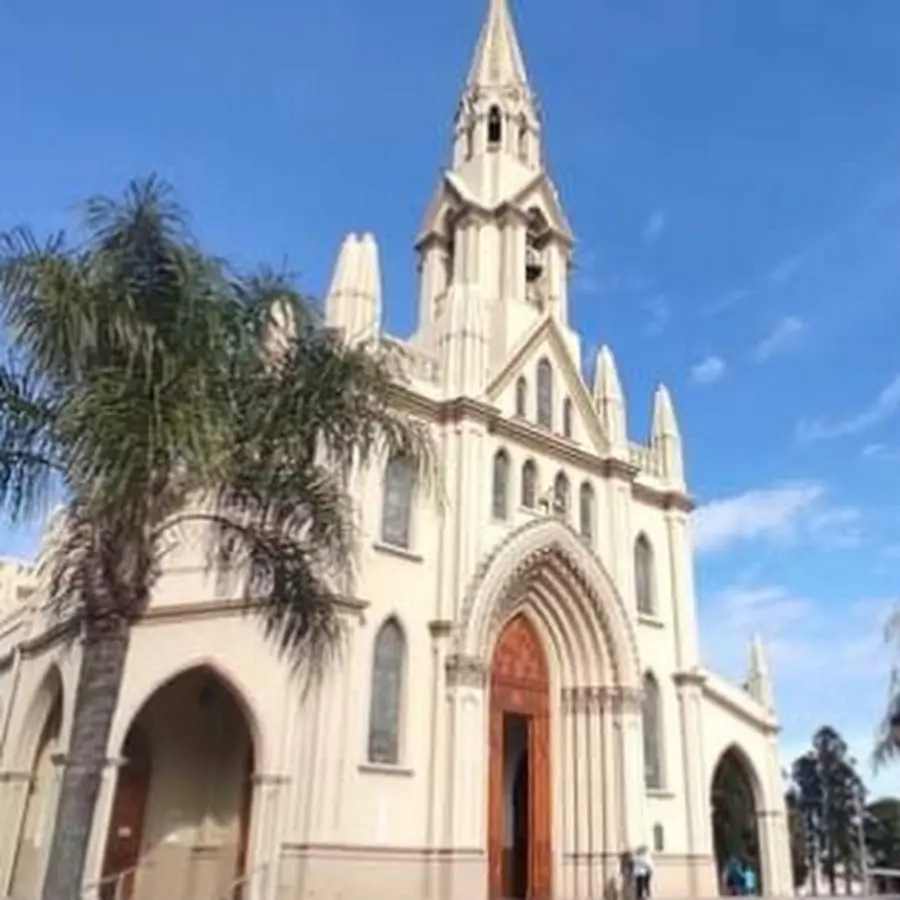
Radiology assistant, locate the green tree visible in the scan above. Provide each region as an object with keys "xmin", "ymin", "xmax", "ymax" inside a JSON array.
[
  {"xmin": 786, "ymin": 787, "xmax": 811, "ymax": 889},
  {"xmin": 0, "ymin": 177, "xmax": 433, "ymax": 900},
  {"xmin": 866, "ymin": 796, "xmax": 900, "ymax": 886},
  {"xmin": 792, "ymin": 727, "xmax": 865, "ymax": 895}
]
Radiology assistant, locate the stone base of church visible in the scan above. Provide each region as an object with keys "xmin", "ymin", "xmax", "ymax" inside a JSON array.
[{"xmin": 275, "ymin": 845, "xmax": 719, "ymax": 900}]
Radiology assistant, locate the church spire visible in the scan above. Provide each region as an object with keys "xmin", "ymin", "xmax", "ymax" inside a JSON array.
[
  {"xmin": 452, "ymin": 0, "xmax": 542, "ymax": 173},
  {"xmin": 466, "ymin": 0, "xmax": 530, "ymax": 93}
]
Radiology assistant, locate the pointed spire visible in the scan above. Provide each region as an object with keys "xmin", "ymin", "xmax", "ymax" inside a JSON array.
[
  {"xmin": 466, "ymin": 0, "xmax": 530, "ymax": 92},
  {"xmin": 593, "ymin": 345, "xmax": 627, "ymax": 451},
  {"xmin": 650, "ymin": 383, "xmax": 685, "ymax": 485},
  {"xmin": 746, "ymin": 634, "xmax": 775, "ymax": 711},
  {"xmin": 324, "ymin": 232, "xmax": 382, "ymax": 343}
]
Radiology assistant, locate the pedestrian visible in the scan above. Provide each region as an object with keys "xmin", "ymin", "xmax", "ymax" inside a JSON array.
[
  {"xmin": 633, "ymin": 845, "xmax": 654, "ymax": 900},
  {"xmin": 741, "ymin": 863, "xmax": 757, "ymax": 896}
]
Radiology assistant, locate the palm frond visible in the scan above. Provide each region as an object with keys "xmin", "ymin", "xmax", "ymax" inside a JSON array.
[
  {"xmin": 0, "ymin": 360, "xmax": 62, "ymax": 522},
  {"xmin": 874, "ymin": 604, "xmax": 900, "ymax": 770}
]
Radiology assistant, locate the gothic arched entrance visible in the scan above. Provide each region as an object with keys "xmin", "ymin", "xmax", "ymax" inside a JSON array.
[
  {"xmin": 487, "ymin": 614, "xmax": 551, "ymax": 900},
  {"xmin": 100, "ymin": 666, "xmax": 256, "ymax": 900},
  {"xmin": 710, "ymin": 746, "xmax": 762, "ymax": 895}
]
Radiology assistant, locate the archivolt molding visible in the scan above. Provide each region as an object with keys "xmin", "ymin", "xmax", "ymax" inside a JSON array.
[{"xmin": 455, "ymin": 518, "xmax": 641, "ymax": 689}]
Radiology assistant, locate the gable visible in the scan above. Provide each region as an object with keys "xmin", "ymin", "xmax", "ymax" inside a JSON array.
[
  {"xmin": 486, "ymin": 314, "xmax": 608, "ymax": 455},
  {"xmin": 415, "ymin": 174, "xmax": 477, "ymax": 247}
]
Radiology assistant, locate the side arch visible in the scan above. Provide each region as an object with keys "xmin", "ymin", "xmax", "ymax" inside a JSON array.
[
  {"xmin": 457, "ymin": 517, "xmax": 640, "ymax": 688},
  {"xmin": 13, "ymin": 663, "xmax": 65, "ymax": 771},
  {"xmin": 108, "ymin": 655, "xmax": 267, "ymax": 771}
]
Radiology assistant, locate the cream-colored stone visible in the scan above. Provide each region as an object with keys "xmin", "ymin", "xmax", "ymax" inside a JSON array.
[{"xmin": 0, "ymin": 2, "xmax": 792, "ymax": 898}]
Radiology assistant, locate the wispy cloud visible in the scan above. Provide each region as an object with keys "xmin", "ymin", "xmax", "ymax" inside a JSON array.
[
  {"xmin": 753, "ymin": 315, "xmax": 806, "ymax": 362},
  {"xmin": 690, "ymin": 355, "xmax": 727, "ymax": 386},
  {"xmin": 642, "ymin": 208, "xmax": 667, "ymax": 244},
  {"xmin": 703, "ymin": 287, "xmax": 750, "ymax": 317},
  {"xmin": 798, "ymin": 374, "xmax": 900, "ymax": 442},
  {"xmin": 642, "ymin": 294, "xmax": 670, "ymax": 336},
  {"xmin": 693, "ymin": 482, "xmax": 824, "ymax": 554},
  {"xmin": 861, "ymin": 442, "xmax": 900, "ymax": 462},
  {"xmin": 693, "ymin": 481, "xmax": 862, "ymax": 555},
  {"xmin": 769, "ymin": 254, "xmax": 801, "ymax": 287}
]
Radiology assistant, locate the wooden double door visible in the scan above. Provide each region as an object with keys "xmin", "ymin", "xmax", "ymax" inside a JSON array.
[{"xmin": 488, "ymin": 615, "xmax": 552, "ymax": 900}]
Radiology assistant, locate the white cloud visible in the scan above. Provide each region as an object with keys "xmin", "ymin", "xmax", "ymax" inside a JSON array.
[
  {"xmin": 690, "ymin": 355, "xmax": 727, "ymax": 386},
  {"xmin": 642, "ymin": 294, "xmax": 670, "ymax": 336},
  {"xmin": 642, "ymin": 209, "xmax": 666, "ymax": 243},
  {"xmin": 753, "ymin": 315, "xmax": 806, "ymax": 362},
  {"xmin": 693, "ymin": 482, "xmax": 824, "ymax": 554},
  {"xmin": 798, "ymin": 374, "xmax": 900, "ymax": 442}
]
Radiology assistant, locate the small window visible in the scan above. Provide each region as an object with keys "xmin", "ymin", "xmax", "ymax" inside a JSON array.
[
  {"xmin": 579, "ymin": 482, "xmax": 594, "ymax": 543},
  {"xmin": 487, "ymin": 105, "xmax": 502, "ymax": 146},
  {"xmin": 521, "ymin": 460, "xmax": 537, "ymax": 509},
  {"xmin": 536, "ymin": 359, "xmax": 553, "ymax": 429},
  {"xmin": 381, "ymin": 455, "xmax": 415, "ymax": 549},
  {"xmin": 635, "ymin": 534, "xmax": 656, "ymax": 615},
  {"xmin": 562, "ymin": 398, "xmax": 573, "ymax": 438},
  {"xmin": 518, "ymin": 120, "xmax": 529, "ymax": 161},
  {"xmin": 553, "ymin": 471, "xmax": 569, "ymax": 517},
  {"xmin": 653, "ymin": 823, "xmax": 665, "ymax": 852},
  {"xmin": 515, "ymin": 377, "xmax": 527, "ymax": 417},
  {"xmin": 642, "ymin": 672, "xmax": 663, "ymax": 790},
  {"xmin": 492, "ymin": 450, "xmax": 510, "ymax": 520},
  {"xmin": 367, "ymin": 618, "xmax": 406, "ymax": 765}
]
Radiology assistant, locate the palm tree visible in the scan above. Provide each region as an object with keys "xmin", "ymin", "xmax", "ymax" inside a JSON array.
[
  {"xmin": 875, "ymin": 605, "xmax": 900, "ymax": 769},
  {"xmin": 0, "ymin": 176, "xmax": 433, "ymax": 900}
]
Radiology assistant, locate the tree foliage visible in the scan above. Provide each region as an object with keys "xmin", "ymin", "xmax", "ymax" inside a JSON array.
[
  {"xmin": 790, "ymin": 726, "xmax": 866, "ymax": 896},
  {"xmin": 785, "ymin": 787, "xmax": 811, "ymax": 889},
  {"xmin": 0, "ymin": 176, "xmax": 434, "ymax": 900}
]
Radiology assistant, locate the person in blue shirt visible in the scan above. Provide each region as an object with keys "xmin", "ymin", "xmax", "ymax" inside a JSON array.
[{"xmin": 741, "ymin": 863, "xmax": 757, "ymax": 896}]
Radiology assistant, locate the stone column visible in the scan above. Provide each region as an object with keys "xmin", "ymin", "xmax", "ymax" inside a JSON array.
[
  {"xmin": 81, "ymin": 755, "xmax": 132, "ymax": 892},
  {"xmin": 598, "ymin": 690, "xmax": 621, "ymax": 896},
  {"xmin": 585, "ymin": 688, "xmax": 606, "ymax": 900},
  {"xmin": 673, "ymin": 670, "xmax": 710, "ymax": 894},
  {"xmin": 572, "ymin": 688, "xmax": 591, "ymax": 898},
  {"xmin": 558, "ymin": 689, "xmax": 576, "ymax": 900},
  {"xmin": 442, "ymin": 655, "xmax": 487, "ymax": 900},
  {"xmin": 615, "ymin": 690, "xmax": 646, "ymax": 852},
  {"xmin": 250, "ymin": 773, "xmax": 289, "ymax": 899},
  {"xmin": 0, "ymin": 769, "xmax": 32, "ymax": 896}
]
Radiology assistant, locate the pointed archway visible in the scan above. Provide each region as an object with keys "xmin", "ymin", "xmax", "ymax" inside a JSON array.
[
  {"xmin": 100, "ymin": 666, "xmax": 256, "ymax": 900},
  {"xmin": 488, "ymin": 614, "xmax": 551, "ymax": 900},
  {"xmin": 710, "ymin": 745, "xmax": 762, "ymax": 895},
  {"xmin": 8, "ymin": 666, "xmax": 63, "ymax": 900}
]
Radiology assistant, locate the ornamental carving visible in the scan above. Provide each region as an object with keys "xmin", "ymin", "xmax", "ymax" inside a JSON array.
[
  {"xmin": 445, "ymin": 654, "xmax": 487, "ymax": 688},
  {"xmin": 560, "ymin": 684, "xmax": 644, "ymax": 715}
]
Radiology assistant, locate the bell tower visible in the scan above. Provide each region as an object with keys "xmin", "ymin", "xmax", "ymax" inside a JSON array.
[{"xmin": 414, "ymin": 0, "xmax": 575, "ymax": 372}]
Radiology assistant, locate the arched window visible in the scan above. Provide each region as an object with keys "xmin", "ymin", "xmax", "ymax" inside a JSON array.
[
  {"xmin": 521, "ymin": 460, "xmax": 537, "ymax": 509},
  {"xmin": 635, "ymin": 534, "xmax": 655, "ymax": 615},
  {"xmin": 579, "ymin": 482, "xmax": 594, "ymax": 543},
  {"xmin": 367, "ymin": 618, "xmax": 405, "ymax": 765},
  {"xmin": 492, "ymin": 449, "xmax": 510, "ymax": 520},
  {"xmin": 642, "ymin": 672, "xmax": 663, "ymax": 790},
  {"xmin": 518, "ymin": 119, "xmax": 529, "ymax": 162},
  {"xmin": 515, "ymin": 376, "xmax": 528, "ymax": 417},
  {"xmin": 553, "ymin": 471, "xmax": 569, "ymax": 517},
  {"xmin": 536, "ymin": 358, "xmax": 553, "ymax": 429},
  {"xmin": 381, "ymin": 455, "xmax": 415, "ymax": 549},
  {"xmin": 653, "ymin": 823, "xmax": 665, "ymax": 852},
  {"xmin": 465, "ymin": 123, "xmax": 474, "ymax": 160},
  {"xmin": 487, "ymin": 105, "xmax": 502, "ymax": 146},
  {"xmin": 562, "ymin": 397, "xmax": 573, "ymax": 438}
]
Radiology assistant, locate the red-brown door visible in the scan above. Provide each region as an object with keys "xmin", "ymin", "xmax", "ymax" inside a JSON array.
[
  {"xmin": 101, "ymin": 729, "xmax": 151, "ymax": 900},
  {"xmin": 487, "ymin": 615, "xmax": 551, "ymax": 900}
]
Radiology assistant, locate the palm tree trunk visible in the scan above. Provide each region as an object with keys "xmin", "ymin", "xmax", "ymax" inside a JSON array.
[{"xmin": 40, "ymin": 615, "xmax": 130, "ymax": 900}]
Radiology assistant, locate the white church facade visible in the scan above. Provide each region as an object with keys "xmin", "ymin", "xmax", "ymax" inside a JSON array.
[{"xmin": 0, "ymin": 2, "xmax": 793, "ymax": 899}]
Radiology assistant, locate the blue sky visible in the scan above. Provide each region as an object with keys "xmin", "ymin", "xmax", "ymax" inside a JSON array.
[{"xmin": 3, "ymin": 0, "xmax": 900, "ymax": 793}]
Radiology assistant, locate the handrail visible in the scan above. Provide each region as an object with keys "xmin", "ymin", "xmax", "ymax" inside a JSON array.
[
  {"xmin": 80, "ymin": 858, "xmax": 155, "ymax": 900},
  {"xmin": 218, "ymin": 862, "xmax": 269, "ymax": 900}
]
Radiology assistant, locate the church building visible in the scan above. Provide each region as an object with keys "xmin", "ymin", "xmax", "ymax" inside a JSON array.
[{"xmin": 0, "ymin": 2, "xmax": 793, "ymax": 899}]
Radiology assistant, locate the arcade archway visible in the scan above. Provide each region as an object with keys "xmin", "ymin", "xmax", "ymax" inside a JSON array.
[
  {"xmin": 100, "ymin": 666, "xmax": 256, "ymax": 900},
  {"xmin": 710, "ymin": 746, "xmax": 762, "ymax": 895}
]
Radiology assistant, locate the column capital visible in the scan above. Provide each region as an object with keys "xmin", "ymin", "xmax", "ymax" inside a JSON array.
[
  {"xmin": 251, "ymin": 772, "xmax": 290, "ymax": 787},
  {"xmin": 445, "ymin": 653, "xmax": 486, "ymax": 689},
  {"xmin": 0, "ymin": 769, "xmax": 32, "ymax": 784}
]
